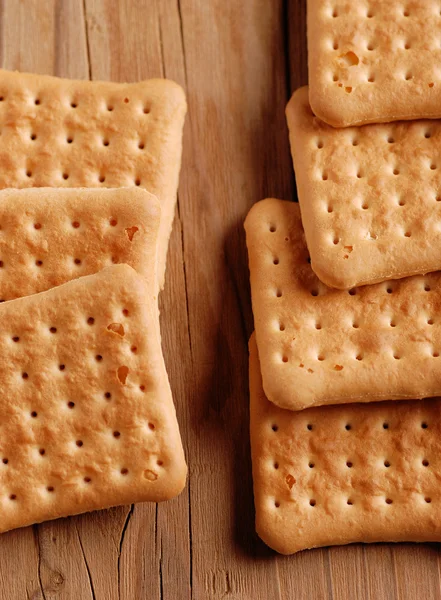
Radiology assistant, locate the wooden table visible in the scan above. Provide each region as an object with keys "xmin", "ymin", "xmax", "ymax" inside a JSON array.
[{"xmin": 1, "ymin": 1, "xmax": 440, "ymax": 598}]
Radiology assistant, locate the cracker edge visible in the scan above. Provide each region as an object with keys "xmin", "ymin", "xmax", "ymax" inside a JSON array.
[
  {"xmin": 249, "ymin": 333, "xmax": 296, "ymax": 554},
  {"xmin": 286, "ymin": 88, "xmax": 382, "ymax": 290}
]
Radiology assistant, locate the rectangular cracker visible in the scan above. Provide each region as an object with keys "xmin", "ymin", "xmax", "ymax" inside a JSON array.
[
  {"xmin": 249, "ymin": 334, "xmax": 441, "ymax": 555},
  {"xmin": 307, "ymin": 0, "xmax": 441, "ymax": 127},
  {"xmin": 245, "ymin": 197, "xmax": 441, "ymax": 411},
  {"xmin": 287, "ymin": 86, "xmax": 441, "ymax": 289},
  {"xmin": 0, "ymin": 69, "xmax": 187, "ymax": 289},
  {"xmin": 0, "ymin": 187, "xmax": 160, "ymax": 301},
  {"xmin": 0, "ymin": 264, "xmax": 186, "ymax": 532}
]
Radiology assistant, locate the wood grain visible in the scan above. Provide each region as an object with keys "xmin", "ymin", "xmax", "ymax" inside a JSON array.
[{"xmin": 0, "ymin": 1, "xmax": 440, "ymax": 598}]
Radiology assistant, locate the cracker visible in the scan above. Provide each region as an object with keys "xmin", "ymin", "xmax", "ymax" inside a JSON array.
[
  {"xmin": 249, "ymin": 334, "xmax": 441, "ymax": 555},
  {"xmin": 0, "ymin": 69, "xmax": 187, "ymax": 289},
  {"xmin": 245, "ymin": 197, "xmax": 441, "ymax": 411},
  {"xmin": 0, "ymin": 264, "xmax": 186, "ymax": 532},
  {"xmin": 0, "ymin": 187, "xmax": 160, "ymax": 301},
  {"xmin": 286, "ymin": 86, "xmax": 441, "ymax": 289},
  {"xmin": 307, "ymin": 0, "xmax": 441, "ymax": 127}
]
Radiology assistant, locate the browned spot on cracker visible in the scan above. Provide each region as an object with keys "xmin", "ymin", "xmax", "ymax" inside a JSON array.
[
  {"xmin": 144, "ymin": 469, "xmax": 158, "ymax": 481},
  {"xmin": 107, "ymin": 323, "xmax": 125, "ymax": 336},
  {"xmin": 334, "ymin": 364, "xmax": 344, "ymax": 371},
  {"xmin": 125, "ymin": 226, "xmax": 139, "ymax": 241},
  {"xmin": 340, "ymin": 51, "xmax": 359, "ymax": 66},
  {"xmin": 117, "ymin": 365, "xmax": 129, "ymax": 384},
  {"xmin": 286, "ymin": 474, "xmax": 296, "ymax": 489}
]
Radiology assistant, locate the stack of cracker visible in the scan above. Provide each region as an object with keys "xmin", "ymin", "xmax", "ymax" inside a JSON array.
[
  {"xmin": 0, "ymin": 70, "xmax": 187, "ymax": 532},
  {"xmin": 245, "ymin": 1, "xmax": 441, "ymax": 554}
]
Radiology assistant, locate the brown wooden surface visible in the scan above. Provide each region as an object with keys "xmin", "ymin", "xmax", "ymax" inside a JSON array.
[{"xmin": 0, "ymin": 1, "xmax": 439, "ymax": 598}]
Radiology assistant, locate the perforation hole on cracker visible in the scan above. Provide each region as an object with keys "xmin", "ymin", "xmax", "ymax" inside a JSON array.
[
  {"xmin": 245, "ymin": 198, "xmax": 441, "ymax": 410},
  {"xmin": 286, "ymin": 86, "xmax": 441, "ymax": 289}
]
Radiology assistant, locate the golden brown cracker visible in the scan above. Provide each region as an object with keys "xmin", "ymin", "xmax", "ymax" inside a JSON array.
[
  {"xmin": 250, "ymin": 334, "xmax": 441, "ymax": 554},
  {"xmin": 245, "ymin": 198, "xmax": 441, "ymax": 411},
  {"xmin": 0, "ymin": 265, "xmax": 186, "ymax": 532},
  {"xmin": 0, "ymin": 69, "xmax": 186, "ymax": 289}
]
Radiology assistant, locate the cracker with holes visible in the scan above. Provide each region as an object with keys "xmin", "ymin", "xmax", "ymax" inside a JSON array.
[
  {"xmin": 308, "ymin": 0, "xmax": 441, "ymax": 127},
  {"xmin": 245, "ymin": 198, "xmax": 441, "ymax": 411},
  {"xmin": 0, "ymin": 264, "xmax": 186, "ymax": 532},
  {"xmin": 249, "ymin": 334, "xmax": 441, "ymax": 555},
  {"xmin": 286, "ymin": 86, "xmax": 441, "ymax": 289},
  {"xmin": 0, "ymin": 69, "xmax": 186, "ymax": 289},
  {"xmin": 0, "ymin": 187, "xmax": 160, "ymax": 301}
]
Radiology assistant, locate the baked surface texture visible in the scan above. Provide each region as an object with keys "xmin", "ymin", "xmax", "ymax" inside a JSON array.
[
  {"xmin": 0, "ymin": 69, "xmax": 187, "ymax": 289},
  {"xmin": 0, "ymin": 265, "xmax": 186, "ymax": 532},
  {"xmin": 307, "ymin": 0, "xmax": 441, "ymax": 127},
  {"xmin": 0, "ymin": 187, "xmax": 160, "ymax": 300},
  {"xmin": 245, "ymin": 198, "xmax": 441, "ymax": 410},
  {"xmin": 249, "ymin": 334, "xmax": 441, "ymax": 555},
  {"xmin": 287, "ymin": 86, "xmax": 441, "ymax": 289}
]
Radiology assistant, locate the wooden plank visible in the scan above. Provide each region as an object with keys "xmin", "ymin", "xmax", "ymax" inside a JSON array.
[
  {"xmin": 363, "ymin": 545, "xmax": 398, "ymax": 600},
  {"xmin": 1, "ymin": 0, "xmax": 55, "ymax": 74},
  {"xmin": 173, "ymin": 1, "xmax": 295, "ymax": 599},
  {"xmin": 328, "ymin": 546, "xmax": 370, "ymax": 600},
  {"xmin": 0, "ymin": 528, "xmax": 41, "ymax": 599},
  {"xmin": 393, "ymin": 546, "xmax": 441, "ymax": 600},
  {"xmin": 277, "ymin": 549, "xmax": 332, "ymax": 600},
  {"xmin": 84, "ymin": 0, "xmax": 163, "ymax": 80}
]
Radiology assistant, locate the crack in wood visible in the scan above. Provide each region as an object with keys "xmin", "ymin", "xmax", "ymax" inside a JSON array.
[
  {"xmin": 188, "ymin": 479, "xmax": 193, "ymax": 600},
  {"xmin": 156, "ymin": 1, "xmax": 166, "ymax": 80},
  {"xmin": 159, "ymin": 553, "xmax": 164, "ymax": 600},
  {"xmin": 224, "ymin": 249, "xmax": 250, "ymax": 347},
  {"xmin": 179, "ymin": 210, "xmax": 194, "ymax": 358},
  {"xmin": 176, "ymin": 0, "xmax": 188, "ymax": 90},
  {"xmin": 282, "ymin": 0, "xmax": 292, "ymax": 99},
  {"xmin": 75, "ymin": 524, "xmax": 96, "ymax": 600},
  {"xmin": 155, "ymin": 502, "xmax": 164, "ymax": 600},
  {"xmin": 117, "ymin": 504, "xmax": 134, "ymax": 599},
  {"xmin": 33, "ymin": 525, "xmax": 48, "ymax": 600},
  {"xmin": 82, "ymin": 0, "xmax": 92, "ymax": 80}
]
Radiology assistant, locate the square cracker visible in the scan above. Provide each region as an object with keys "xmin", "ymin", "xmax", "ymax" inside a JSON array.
[
  {"xmin": 287, "ymin": 86, "xmax": 441, "ymax": 289},
  {"xmin": 308, "ymin": 0, "xmax": 441, "ymax": 127},
  {"xmin": 245, "ymin": 198, "xmax": 441, "ymax": 411},
  {"xmin": 0, "ymin": 69, "xmax": 187, "ymax": 289},
  {"xmin": 0, "ymin": 187, "xmax": 160, "ymax": 301},
  {"xmin": 0, "ymin": 264, "xmax": 186, "ymax": 532},
  {"xmin": 249, "ymin": 334, "xmax": 441, "ymax": 555}
]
